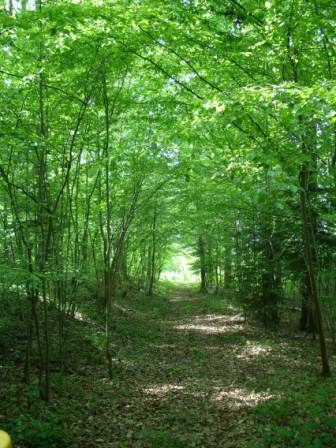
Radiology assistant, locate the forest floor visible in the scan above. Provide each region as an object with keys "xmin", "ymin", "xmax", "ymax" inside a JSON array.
[{"xmin": 2, "ymin": 284, "xmax": 336, "ymax": 447}]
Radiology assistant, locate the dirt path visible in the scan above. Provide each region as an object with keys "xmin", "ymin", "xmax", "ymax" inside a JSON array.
[
  {"xmin": 57, "ymin": 286, "xmax": 330, "ymax": 448},
  {"xmin": 2, "ymin": 287, "xmax": 335, "ymax": 447}
]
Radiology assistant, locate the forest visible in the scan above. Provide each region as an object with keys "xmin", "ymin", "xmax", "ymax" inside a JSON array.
[{"xmin": 0, "ymin": 0, "xmax": 336, "ymax": 447}]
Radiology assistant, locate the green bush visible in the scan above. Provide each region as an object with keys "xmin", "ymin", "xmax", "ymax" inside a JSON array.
[{"xmin": 13, "ymin": 414, "xmax": 70, "ymax": 448}]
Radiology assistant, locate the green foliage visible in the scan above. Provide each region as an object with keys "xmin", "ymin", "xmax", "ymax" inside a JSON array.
[
  {"xmin": 135, "ymin": 427, "xmax": 200, "ymax": 448},
  {"xmin": 0, "ymin": 0, "xmax": 336, "ymax": 445},
  {"xmin": 12, "ymin": 413, "xmax": 70, "ymax": 448},
  {"xmin": 250, "ymin": 382, "xmax": 336, "ymax": 448}
]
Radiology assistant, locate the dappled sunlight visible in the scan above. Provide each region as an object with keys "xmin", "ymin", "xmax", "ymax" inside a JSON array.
[
  {"xmin": 237, "ymin": 341, "xmax": 273, "ymax": 360},
  {"xmin": 143, "ymin": 381, "xmax": 275, "ymax": 412},
  {"xmin": 194, "ymin": 314, "xmax": 244, "ymax": 323},
  {"xmin": 172, "ymin": 313, "xmax": 245, "ymax": 335},
  {"xmin": 74, "ymin": 311, "xmax": 85, "ymax": 321},
  {"xmin": 2, "ymin": 2, "xmax": 334, "ymax": 446},
  {"xmin": 212, "ymin": 387, "xmax": 275, "ymax": 409},
  {"xmin": 144, "ymin": 384, "xmax": 184, "ymax": 397},
  {"xmin": 169, "ymin": 296, "xmax": 201, "ymax": 303},
  {"xmin": 174, "ymin": 323, "xmax": 245, "ymax": 334}
]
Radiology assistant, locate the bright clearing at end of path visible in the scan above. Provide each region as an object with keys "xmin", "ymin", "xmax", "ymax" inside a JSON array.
[{"xmin": 160, "ymin": 249, "xmax": 198, "ymax": 283}]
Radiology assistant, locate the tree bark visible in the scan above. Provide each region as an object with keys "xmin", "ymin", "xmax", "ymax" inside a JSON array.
[
  {"xmin": 300, "ymin": 163, "xmax": 331, "ymax": 376},
  {"xmin": 199, "ymin": 236, "xmax": 207, "ymax": 292}
]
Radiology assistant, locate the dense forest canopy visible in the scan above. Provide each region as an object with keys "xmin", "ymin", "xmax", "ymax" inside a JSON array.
[{"xmin": 1, "ymin": 0, "xmax": 336, "ymax": 446}]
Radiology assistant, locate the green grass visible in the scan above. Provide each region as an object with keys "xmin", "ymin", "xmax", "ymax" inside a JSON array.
[{"xmin": 249, "ymin": 380, "xmax": 336, "ymax": 448}]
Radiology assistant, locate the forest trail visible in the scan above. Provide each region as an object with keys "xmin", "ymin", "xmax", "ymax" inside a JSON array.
[
  {"xmin": 2, "ymin": 287, "xmax": 335, "ymax": 447},
  {"xmin": 2, "ymin": 3, "xmax": 336, "ymax": 447},
  {"xmin": 55, "ymin": 287, "xmax": 327, "ymax": 448}
]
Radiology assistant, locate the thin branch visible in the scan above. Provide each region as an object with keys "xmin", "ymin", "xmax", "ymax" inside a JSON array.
[{"xmin": 0, "ymin": 69, "xmax": 86, "ymax": 104}]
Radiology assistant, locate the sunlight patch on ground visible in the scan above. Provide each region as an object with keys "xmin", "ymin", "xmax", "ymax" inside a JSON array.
[
  {"xmin": 213, "ymin": 387, "xmax": 274, "ymax": 409},
  {"xmin": 172, "ymin": 314, "xmax": 245, "ymax": 334},
  {"xmin": 143, "ymin": 382, "xmax": 275, "ymax": 410},
  {"xmin": 173, "ymin": 323, "xmax": 245, "ymax": 334},
  {"xmin": 144, "ymin": 384, "xmax": 184, "ymax": 396},
  {"xmin": 237, "ymin": 342, "xmax": 273, "ymax": 360},
  {"xmin": 169, "ymin": 296, "xmax": 200, "ymax": 303},
  {"xmin": 194, "ymin": 314, "xmax": 244, "ymax": 323},
  {"xmin": 74, "ymin": 311, "xmax": 85, "ymax": 321}
]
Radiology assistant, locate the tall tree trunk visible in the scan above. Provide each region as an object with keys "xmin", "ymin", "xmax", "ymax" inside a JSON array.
[
  {"xmin": 224, "ymin": 245, "xmax": 232, "ymax": 289},
  {"xmin": 299, "ymin": 271, "xmax": 316, "ymax": 335},
  {"xmin": 199, "ymin": 236, "xmax": 207, "ymax": 292},
  {"xmin": 148, "ymin": 201, "xmax": 157, "ymax": 296},
  {"xmin": 300, "ymin": 162, "xmax": 331, "ymax": 376}
]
